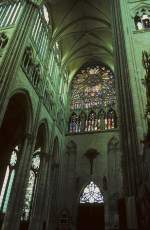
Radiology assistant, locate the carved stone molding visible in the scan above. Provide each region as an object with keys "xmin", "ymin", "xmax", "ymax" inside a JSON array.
[{"xmin": 28, "ymin": 0, "xmax": 43, "ymax": 6}]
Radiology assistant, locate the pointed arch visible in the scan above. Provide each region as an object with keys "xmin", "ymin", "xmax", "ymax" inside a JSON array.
[
  {"xmin": 21, "ymin": 121, "xmax": 49, "ymax": 221},
  {"xmin": 87, "ymin": 110, "xmax": 96, "ymax": 132},
  {"xmin": 36, "ymin": 119, "xmax": 50, "ymax": 153},
  {"xmin": 107, "ymin": 108, "xmax": 117, "ymax": 129},
  {"xmin": 69, "ymin": 112, "xmax": 78, "ymax": 133},
  {"xmin": 0, "ymin": 91, "xmax": 33, "ymax": 218},
  {"xmin": 7, "ymin": 89, "xmax": 33, "ymax": 133},
  {"xmin": 80, "ymin": 111, "xmax": 87, "ymax": 132},
  {"xmin": 79, "ymin": 181, "xmax": 104, "ymax": 204},
  {"xmin": 97, "ymin": 109, "xmax": 106, "ymax": 131}
]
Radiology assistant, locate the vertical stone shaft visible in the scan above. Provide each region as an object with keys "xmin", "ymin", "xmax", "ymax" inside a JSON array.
[
  {"xmin": 0, "ymin": 2, "xmax": 36, "ymax": 116},
  {"xmin": 110, "ymin": 0, "xmax": 140, "ymax": 196},
  {"xmin": 2, "ymin": 133, "xmax": 33, "ymax": 230},
  {"xmin": 29, "ymin": 152, "xmax": 49, "ymax": 230}
]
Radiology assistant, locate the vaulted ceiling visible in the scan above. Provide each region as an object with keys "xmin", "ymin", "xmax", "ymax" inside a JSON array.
[{"xmin": 47, "ymin": 0, "xmax": 113, "ymax": 81}]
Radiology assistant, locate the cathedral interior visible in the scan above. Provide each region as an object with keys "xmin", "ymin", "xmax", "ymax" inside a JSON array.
[{"xmin": 0, "ymin": 0, "xmax": 150, "ymax": 229}]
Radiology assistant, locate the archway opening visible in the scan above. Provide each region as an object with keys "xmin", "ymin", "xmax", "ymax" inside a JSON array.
[
  {"xmin": 20, "ymin": 122, "xmax": 48, "ymax": 230},
  {"xmin": 77, "ymin": 181, "xmax": 105, "ymax": 230},
  {"xmin": 0, "ymin": 92, "xmax": 30, "ymax": 227}
]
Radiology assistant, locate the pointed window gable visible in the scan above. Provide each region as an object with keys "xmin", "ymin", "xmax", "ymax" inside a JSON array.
[{"xmin": 80, "ymin": 181, "xmax": 104, "ymax": 204}]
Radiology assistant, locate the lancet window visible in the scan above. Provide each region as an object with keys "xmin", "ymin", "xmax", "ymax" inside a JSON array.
[
  {"xmin": 80, "ymin": 181, "xmax": 104, "ymax": 204},
  {"xmin": 87, "ymin": 111, "xmax": 96, "ymax": 132},
  {"xmin": 69, "ymin": 112, "xmax": 78, "ymax": 133},
  {"xmin": 68, "ymin": 64, "xmax": 117, "ymax": 133},
  {"xmin": 0, "ymin": 146, "xmax": 19, "ymax": 214},
  {"xmin": 0, "ymin": 1, "xmax": 22, "ymax": 28},
  {"xmin": 42, "ymin": 5, "xmax": 49, "ymax": 24},
  {"xmin": 21, "ymin": 47, "xmax": 42, "ymax": 88},
  {"xmin": 134, "ymin": 8, "xmax": 150, "ymax": 30},
  {"xmin": 21, "ymin": 148, "xmax": 41, "ymax": 221},
  {"xmin": 31, "ymin": 4, "xmax": 50, "ymax": 61}
]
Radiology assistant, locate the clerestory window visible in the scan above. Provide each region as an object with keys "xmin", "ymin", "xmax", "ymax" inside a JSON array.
[{"xmin": 0, "ymin": 1, "xmax": 22, "ymax": 28}]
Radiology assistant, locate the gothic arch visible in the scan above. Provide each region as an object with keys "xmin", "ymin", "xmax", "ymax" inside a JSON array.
[
  {"xmin": 0, "ymin": 91, "xmax": 33, "ymax": 219},
  {"xmin": 7, "ymin": 89, "xmax": 33, "ymax": 133},
  {"xmin": 131, "ymin": 3, "xmax": 150, "ymax": 16},
  {"xmin": 36, "ymin": 119, "xmax": 50, "ymax": 153},
  {"xmin": 0, "ymin": 91, "xmax": 33, "ymax": 149},
  {"xmin": 20, "ymin": 123, "xmax": 47, "ymax": 222},
  {"xmin": 78, "ymin": 180, "xmax": 104, "ymax": 204}
]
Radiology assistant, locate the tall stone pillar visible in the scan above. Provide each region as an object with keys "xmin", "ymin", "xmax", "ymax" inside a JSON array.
[
  {"xmin": 110, "ymin": 0, "xmax": 140, "ymax": 197},
  {"xmin": 1, "ymin": 132, "xmax": 34, "ymax": 230},
  {"xmin": 29, "ymin": 152, "xmax": 49, "ymax": 230},
  {"xmin": 0, "ymin": 1, "xmax": 37, "ymax": 125},
  {"xmin": 109, "ymin": 0, "xmax": 139, "ymax": 229}
]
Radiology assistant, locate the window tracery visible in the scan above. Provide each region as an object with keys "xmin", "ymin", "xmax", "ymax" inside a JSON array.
[
  {"xmin": 88, "ymin": 111, "xmax": 96, "ymax": 132},
  {"xmin": 42, "ymin": 5, "xmax": 49, "ymax": 24},
  {"xmin": 68, "ymin": 64, "xmax": 117, "ymax": 133},
  {"xmin": 71, "ymin": 65, "xmax": 116, "ymax": 110},
  {"xmin": 21, "ymin": 47, "xmax": 42, "ymax": 88},
  {"xmin": 80, "ymin": 111, "xmax": 87, "ymax": 132},
  {"xmin": 31, "ymin": 4, "xmax": 49, "ymax": 61},
  {"xmin": 69, "ymin": 112, "xmax": 78, "ymax": 133},
  {"xmin": 134, "ymin": 9, "xmax": 150, "ymax": 30},
  {"xmin": 0, "ymin": 146, "xmax": 19, "ymax": 213},
  {"xmin": 0, "ymin": 1, "xmax": 22, "ymax": 28},
  {"xmin": 21, "ymin": 148, "xmax": 41, "ymax": 221},
  {"xmin": 80, "ymin": 181, "xmax": 104, "ymax": 204}
]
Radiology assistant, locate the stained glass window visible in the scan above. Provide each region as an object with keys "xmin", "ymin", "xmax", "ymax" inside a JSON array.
[
  {"xmin": 0, "ymin": 1, "xmax": 22, "ymax": 28},
  {"xmin": 71, "ymin": 64, "xmax": 116, "ymax": 110},
  {"xmin": 21, "ymin": 148, "xmax": 41, "ymax": 221},
  {"xmin": 69, "ymin": 64, "xmax": 117, "ymax": 133},
  {"xmin": 0, "ymin": 146, "xmax": 19, "ymax": 213},
  {"xmin": 69, "ymin": 112, "xmax": 78, "ymax": 133},
  {"xmin": 87, "ymin": 111, "xmax": 96, "ymax": 132},
  {"xmin": 134, "ymin": 9, "xmax": 150, "ymax": 30},
  {"xmin": 80, "ymin": 181, "xmax": 104, "ymax": 204},
  {"xmin": 43, "ymin": 5, "xmax": 49, "ymax": 24}
]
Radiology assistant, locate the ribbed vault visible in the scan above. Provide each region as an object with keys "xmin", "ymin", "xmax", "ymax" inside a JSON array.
[{"xmin": 47, "ymin": 0, "xmax": 113, "ymax": 81}]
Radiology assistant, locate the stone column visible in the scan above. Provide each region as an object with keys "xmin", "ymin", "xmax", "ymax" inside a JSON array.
[
  {"xmin": 50, "ymin": 163, "xmax": 60, "ymax": 229},
  {"xmin": 109, "ymin": 0, "xmax": 139, "ymax": 228},
  {"xmin": 1, "ymin": 132, "xmax": 34, "ymax": 230},
  {"xmin": 44, "ymin": 154, "xmax": 53, "ymax": 230},
  {"xmin": 0, "ymin": 1, "xmax": 37, "ymax": 126},
  {"xmin": 109, "ymin": 0, "xmax": 140, "ymax": 196},
  {"xmin": 28, "ymin": 152, "xmax": 49, "ymax": 230}
]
